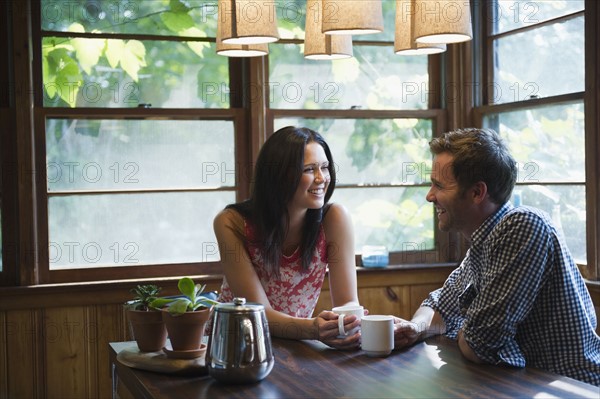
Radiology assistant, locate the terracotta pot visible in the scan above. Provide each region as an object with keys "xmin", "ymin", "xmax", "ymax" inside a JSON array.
[
  {"xmin": 162, "ymin": 307, "xmax": 211, "ymax": 351},
  {"xmin": 127, "ymin": 309, "xmax": 168, "ymax": 352}
]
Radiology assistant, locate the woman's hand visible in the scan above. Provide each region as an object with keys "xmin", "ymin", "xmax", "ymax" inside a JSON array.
[
  {"xmin": 314, "ymin": 310, "xmax": 361, "ymax": 350},
  {"xmin": 393, "ymin": 317, "xmax": 421, "ymax": 349}
]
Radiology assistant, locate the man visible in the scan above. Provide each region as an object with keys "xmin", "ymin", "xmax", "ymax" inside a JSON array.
[{"xmin": 394, "ymin": 128, "xmax": 600, "ymax": 386}]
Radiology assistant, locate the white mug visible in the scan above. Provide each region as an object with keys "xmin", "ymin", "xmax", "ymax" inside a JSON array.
[
  {"xmin": 332, "ymin": 304, "xmax": 364, "ymax": 337},
  {"xmin": 361, "ymin": 315, "xmax": 394, "ymax": 357}
]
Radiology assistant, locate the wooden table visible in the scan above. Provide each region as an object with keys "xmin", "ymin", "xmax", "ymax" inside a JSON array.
[{"xmin": 109, "ymin": 337, "xmax": 599, "ymax": 398}]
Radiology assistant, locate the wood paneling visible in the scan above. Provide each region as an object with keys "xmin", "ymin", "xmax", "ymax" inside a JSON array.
[
  {"xmin": 1, "ymin": 268, "xmax": 598, "ymax": 398},
  {"xmin": 0, "ymin": 268, "xmax": 453, "ymax": 398},
  {"xmin": 0, "ymin": 312, "xmax": 6, "ymax": 399},
  {"xmin": 5, "ymin": 310, "xmax": 44, "ymax": 399}
]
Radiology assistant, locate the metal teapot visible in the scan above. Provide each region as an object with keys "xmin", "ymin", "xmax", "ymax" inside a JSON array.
[{"xmin": 206, "ymin": 297, "xmax": 274, "ymax": 384}]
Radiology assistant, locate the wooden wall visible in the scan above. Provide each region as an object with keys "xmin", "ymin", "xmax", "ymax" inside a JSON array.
[
  {"xmin": 0, "ymin": 276, "xmax": 223, "ymax": 399},
  {"xmin": 1, "ymin": 267, "xmax": 597, "ymax": 399}
]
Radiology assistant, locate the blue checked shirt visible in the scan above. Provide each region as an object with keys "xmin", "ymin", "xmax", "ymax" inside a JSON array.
[{"xmin": 422, "ymin": 203, "xmax": 600, "ymax": 386}]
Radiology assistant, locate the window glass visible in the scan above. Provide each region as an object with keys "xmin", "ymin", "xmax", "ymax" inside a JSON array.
[
  {"xmin": 275, "ymin": 118, "xmax": 433, "ymax": 185},
  {"xmin": 48, "ymin": 191, "xmax": 232, "ymax": 269},
  {"xmin": 275, "ymin": 117, "xmax": 434, "ymax": 252},
  {"xmin": 42, "ymin": 37, "xmax": 227, "ymax": 108},
  {"xmin": 41, "ymin": 0, "xmax": 218, "ymax": 37},
  {"xmin": 492, "ymin": 16, "xmax": 584, "ymax": 104},
  {"xmin": 46, "ymin": 119, "xmax": 235, "ymax": 191},
  {"xmin": 269, "ymin": 43, "xmax": 429, "ymax": 110},
  {"xmin": 510, "ymin": 184, "xmax": 586, "ymax": 263},
  {"xmin": 485, "ymin": 102, "xmax": 584, "ymax": 183},
  {"xmin": 277, "ymin": 0, "xmax": 306, "ymax": 39},
  {"xmin": 492, "ymin": 0, "xmax": 584, "ymax": 34},
  {"xmin": 484, "ymin": 102, "xmax": 586, "ymax": 263},
  {"xmin": 333, "ymin": 187, "xmax": 434, "ymax": 253}
]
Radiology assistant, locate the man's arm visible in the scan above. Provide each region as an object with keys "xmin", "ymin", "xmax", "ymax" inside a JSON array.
[
  {"xmin": 394, "ymin": 306, "xmax": 446, "ymax": 349},
  {"xmin": 457, "ymin": 329, "xmax": 483, "ymax": 363}
]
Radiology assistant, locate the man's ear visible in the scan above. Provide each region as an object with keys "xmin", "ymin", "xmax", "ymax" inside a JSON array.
[{"xmin": 471, "ymin": 181, "xmax": 488, "ymax": 204}]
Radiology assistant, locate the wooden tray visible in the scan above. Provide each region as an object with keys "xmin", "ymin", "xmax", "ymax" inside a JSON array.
[{"xmin": 116, "ymin": 343, "xmax": 209, "ymax": 376}]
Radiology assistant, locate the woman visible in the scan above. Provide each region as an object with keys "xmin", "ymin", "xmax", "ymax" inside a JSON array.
[{"xmin": 213, "ymin": 126, "xmax": 361, "ymax": 349}]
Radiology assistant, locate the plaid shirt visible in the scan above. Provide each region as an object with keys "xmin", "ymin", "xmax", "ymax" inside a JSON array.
[{"xmin": 423, "ymin": 203, "xmax": 600, "ymax": 386}]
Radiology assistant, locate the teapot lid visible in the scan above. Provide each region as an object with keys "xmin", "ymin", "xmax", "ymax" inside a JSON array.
[{"xmin": 214, "ymin": 297, "xmax": 265, "ymax": 313}]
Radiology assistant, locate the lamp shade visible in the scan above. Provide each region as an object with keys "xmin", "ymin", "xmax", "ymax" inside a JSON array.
[
  {"xmin": 219, "ymin": 0, "xmax": 279, "ymax": 45},
  {"xmin": 305, "ymin": 0, "xmax": 353, "ymax": 60},
  {"xmin": 395, "ymin": 0, "xmax": 446, "ymax": 55},
  {"xmin": 216, "ymin": 37, "xmax": 269, "ymax": 57},
  {"xmin": 321, "ymin": 0, "xmax": 384, "ymax": 35},
  {"xmin": 413, "ymin": 0, "xmax": 472, "ymax": 44}
]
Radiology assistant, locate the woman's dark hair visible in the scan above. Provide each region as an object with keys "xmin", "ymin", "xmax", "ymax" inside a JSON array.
[
  {"xmin": 226, "ymin": 126, "xmax": 336, "ymax": 276},
  {"xmin": 429, "ymin": 128, "xmax": 517, "ymax": 205}
]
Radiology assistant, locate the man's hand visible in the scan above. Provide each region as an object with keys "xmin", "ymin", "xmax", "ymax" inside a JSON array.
[{"xmin": 392, "ymin": 317, "xmax": 421, "ymax": 349}]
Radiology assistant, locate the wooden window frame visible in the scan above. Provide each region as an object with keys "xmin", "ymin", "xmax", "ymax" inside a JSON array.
[{"xmin": 472, "ymin": 0, "xmax": 599, "ymax": 280}]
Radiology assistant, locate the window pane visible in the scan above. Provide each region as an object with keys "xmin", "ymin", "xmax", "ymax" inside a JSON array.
[
  {"xmin": 492, "ymin": 16, "xmax": 584, "ymax": 104},
  {"xmin": 42, "ymin": 37, "xmax": 227, "ymax": 108},
  {"xmin": 492, "ymin": 0, "xmax": 584, "ymax": 34},
  {"xmin": 269, "ymin": 44, "xmax": 429, "ymax": 110},
  {"xmin": 483, "ymin": 102, "xmax": 584, "ymax": 183},
  {"xmin": 277, "ymin": 0, "xmax": 306, "ymax": 39},
  {"xmin": 48, "ymin": 191, "xmax": 232, "ymax": 269},
  {"xmin": 275, "ymin": 118, "xmax": 433, "ymax": 185},
  {"xmin": 275, "ymin": 117, "xmax": 434, "ymax": 253},
  {"xmin": 41, "ymin": 0, "xmax": 218, "ymax": 37},
  {"xmin": 332, "ymin": 187, "xmax": 434, "ymax": 253},
  {"xmin": 511, "ymin": 184, "xmax": 586, "ymax": 263},
  {"xmin": 46, "ymin": 119, "xmax": 235, "ymax": 191}
]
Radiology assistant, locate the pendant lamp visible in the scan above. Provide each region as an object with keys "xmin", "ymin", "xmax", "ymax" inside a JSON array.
[
  {"xmin": 395, "ymin": 0, "xmax": 446, "ymax": 55},
  {"xmin": 321, "ymin": 0, "xmax": 384, "ymax": 35},
  {"xmin": 219, "ymin": 0, "xmax": 279, "ymax": 45},
  {"xmin": 305, "ymin": 0, "xmax": 353, "ymax": 60},
  {"xmin": 216, "ymin": 35, "xmax": 268, "ymax": 57},
  {"xmin": 413, "ymin": 0, "xmax": 472, "ymax": 44}
]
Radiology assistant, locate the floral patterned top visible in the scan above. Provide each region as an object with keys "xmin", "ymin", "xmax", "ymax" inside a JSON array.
[{"xmin": 217, "ymin": 219, "xmax": 328, "ymax": 317}]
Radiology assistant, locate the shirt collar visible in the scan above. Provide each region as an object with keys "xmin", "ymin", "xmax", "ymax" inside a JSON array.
[{"xmin": 470, "ymin": 202, "xmax": 513, "ymax": 245}]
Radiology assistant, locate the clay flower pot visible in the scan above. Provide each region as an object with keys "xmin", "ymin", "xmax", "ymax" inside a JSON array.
[
  {"xmin": 127, "ymin": 309, "xmax": 168, "ymax": 352},
  {"xmin": 162, "ymin": 307, "xmax": 211, "ymax": 351}
]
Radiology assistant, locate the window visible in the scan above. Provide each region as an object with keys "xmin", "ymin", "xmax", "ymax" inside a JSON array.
[
  {"xmin": 37, "ymin": 0, "xmax": 240, "ymax": 282},
  {"xmin": 474, "ymin": 1, "xmax": 590, "ymax": 270},
  {"xmin": 268, "ymin": 1, "xmax": 450, "ymax": 264},
  {"xmin": 4, "ymin": 0, "xmax": 598, "ymax": 286}
]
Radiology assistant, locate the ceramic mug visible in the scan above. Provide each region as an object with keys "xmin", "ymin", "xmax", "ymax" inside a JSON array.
[
  {"xmin": 332, "ymin": 304, "xmax": 364, "ymax": 337},
  {"xmin": 361, "ymin": 315, "xmax": 394, "ymax": 357}
]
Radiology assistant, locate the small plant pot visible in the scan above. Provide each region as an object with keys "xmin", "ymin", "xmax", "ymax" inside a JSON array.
[
  {"xmin": 127, "ymin": 309, "xmax": 168, "ymax": 352},
  {"xmin": 162, "ymin": 307, "xmax": 211, "ymax": 351}
]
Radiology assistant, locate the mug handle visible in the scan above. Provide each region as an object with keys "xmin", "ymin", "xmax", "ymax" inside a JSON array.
[{"xmin": 337, "ymin": 314, "xmax": 346, "ymax": 336}]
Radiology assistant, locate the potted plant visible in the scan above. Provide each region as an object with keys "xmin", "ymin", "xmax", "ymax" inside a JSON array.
[
  {"xmin": 151, "ymin": 277, "xmax": 218, "ymax": 353},
  {"xmin": 124, "ymin": 284, "xmax": 167, "ymax": 352}
]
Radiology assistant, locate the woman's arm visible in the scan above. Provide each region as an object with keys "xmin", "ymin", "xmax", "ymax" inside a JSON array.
[
  {"xmin": 213, "ymin": 209, "xmax": 326, "ymax": 341},
  {"xmin": 322, "ymin": 203, "xmax": 359, "ymax": 308}
]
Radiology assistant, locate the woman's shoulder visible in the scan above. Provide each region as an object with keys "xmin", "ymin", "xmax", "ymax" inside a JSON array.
[
  {"xmin": 214, "ymin": 207, "xmax": 246, "ymax": 235},
  {"xmin": 322, "ymin": 202, "xmax": 352, "ymax": 230},
  {"xmin": 323, "ymin": 202, "xmax": 350, "ymax": 220}
]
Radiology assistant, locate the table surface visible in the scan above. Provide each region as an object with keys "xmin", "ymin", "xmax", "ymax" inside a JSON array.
[{"xmin": 110, "ymin": 337, "xmax": 599, "ymax": 398}]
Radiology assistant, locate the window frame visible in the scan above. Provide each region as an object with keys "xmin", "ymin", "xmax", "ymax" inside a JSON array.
[
  {"xmin": 472, "ymin": 0, "xmax": 598, "ymax": 280},
  {"xmin": 265, "ymin": 35, "xmax": 458, "ymax": 266},
  {"xmin": 7, "ymin": 0, "xmax": 597, "ymax": 286},
  {"xmin": 15, "ymin": 0, "xmax": 255, "ymax": 284}
]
